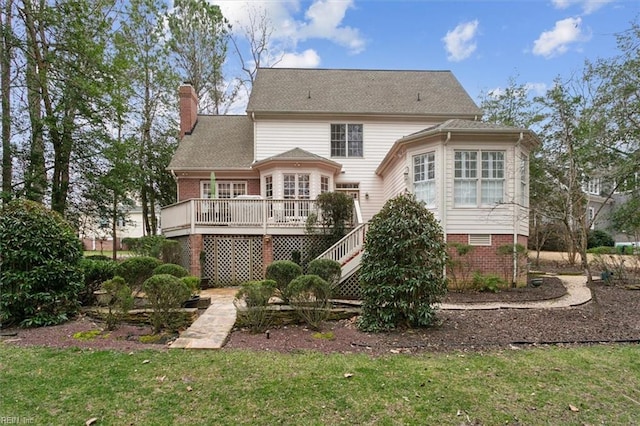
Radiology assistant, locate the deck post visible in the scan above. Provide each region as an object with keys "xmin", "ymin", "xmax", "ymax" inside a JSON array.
[
  {"xmin": 262, "ymin": 234, "xmax": 273, "ymax": 276},
  {"xmin": 189, "ymin": 234, "xmax": 203, "ymax": 278}
]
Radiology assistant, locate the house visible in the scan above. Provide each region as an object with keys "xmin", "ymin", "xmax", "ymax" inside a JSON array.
[
  {"xmin": 80, "ymin": 203, "xmax": 159, "ymax": 252},
  {"xmin": 162, "ymin": 68, "xmax": 540, "ymax": 295}
]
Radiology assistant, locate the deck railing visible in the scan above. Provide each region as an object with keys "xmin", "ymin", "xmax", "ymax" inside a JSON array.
[
  {"xmin": 316, "ymin": 222, "xmax": 369, "ymax": 266},
  {"xmin": 162, "ymin": 198, "xmax": 320, "ymax": 231}
]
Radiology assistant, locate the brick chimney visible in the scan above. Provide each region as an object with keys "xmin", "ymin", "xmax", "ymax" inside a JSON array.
[{"xmin": 179, "ymin": 83, "xmax": 198, "ymax": 140}]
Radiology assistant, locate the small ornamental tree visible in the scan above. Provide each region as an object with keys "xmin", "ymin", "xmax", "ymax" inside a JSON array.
[
  {"xmin": 358, "ymin": 193, "xmax": 448, "ymax": 332},
  {"xmin": 0, "ymin": 199, "xmax": 84, "ymax": 327}
]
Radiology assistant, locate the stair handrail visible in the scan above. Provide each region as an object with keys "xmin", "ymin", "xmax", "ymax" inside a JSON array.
[{"xmin": 316, "ymin": 222, "xmax": 368, "ymax": 265}]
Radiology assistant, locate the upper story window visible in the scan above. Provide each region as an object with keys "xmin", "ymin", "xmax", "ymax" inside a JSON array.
[
  {"xmin": 331, "ymin": 124, "xmax": 363, "ymax": 158},
  {"xmin": 413, "ymin": 152, "xmax": 436, "ymax": 207},
  {"xmin": 201, "ymin": 181, "xmax": 247, "ymax": 199},
  {"xmin": 583, "ymin": 178, "xmax": 601, "ymax": 195},
  {"xmin": 454, "ymin": 150, "xmax": 504, "ymax": 207}
]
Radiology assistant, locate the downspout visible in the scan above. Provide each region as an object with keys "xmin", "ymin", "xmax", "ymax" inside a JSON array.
[
  {"xmin": 441, "ymin": 132, "xmax": 451, "ymax": 242},
  {"xmin": 513, "ymin": 132, "xmax": 524, "ymax": 285}
]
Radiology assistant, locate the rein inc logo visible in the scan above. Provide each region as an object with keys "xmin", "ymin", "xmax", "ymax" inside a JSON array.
[{"xmin": 0, "ymin": 417, "xmax": 34, "ymax": 424}]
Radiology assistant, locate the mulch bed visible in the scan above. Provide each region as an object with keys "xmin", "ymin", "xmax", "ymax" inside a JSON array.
[{"xmin": 3, "ymin": 277, "xmax": 640, "ymax": 355}]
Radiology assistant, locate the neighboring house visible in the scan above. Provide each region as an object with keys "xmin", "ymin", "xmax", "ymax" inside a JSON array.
[
  {"xmin": 162, "ymin": 68, "xmax": 540, "ymax": 295},
  {"xmin": 80, "ymin": 204, "xmax": 159, "ymax": 252},
  {"xmin": 585, "ymin": 173, "xmax": 640, "ymax": 246}
]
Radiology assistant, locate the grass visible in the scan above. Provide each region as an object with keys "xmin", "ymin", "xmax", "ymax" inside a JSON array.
[{"xmin": 1, "ymin": 344, "xmax": 639, "ymax": 424}]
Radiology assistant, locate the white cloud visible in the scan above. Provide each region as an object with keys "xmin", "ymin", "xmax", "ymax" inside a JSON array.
[
  {"xmin": 551, "ymin": 0, "xmax": 614, "ymax": 15},
  {"xmin": 275, "ymin": 49, "xmax": 321, "ymax": 68},
  {"xmin": 214, "ymin": 0, "xmax": 365, "ymax": 54},
  {"xmin": 532, "ymin": 17, "xmax": 590, "ymax": 58},
  {"xmin": 442, "ymin": 20, "xmax": 479, "ymax": 62}
]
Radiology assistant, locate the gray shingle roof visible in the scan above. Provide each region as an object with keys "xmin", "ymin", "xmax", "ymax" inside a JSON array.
[
  {"xmin": 168, "ymin": 115, "xmax": 253, "ymax": 170},
  {"xmin": 246, "ymin": 68, "xmax": 482, "ymax": 117},
  {"xmin": 252, "ymin": 148, "xmax": 342, "ymax": 170},
  {"xmin": 403, "ymin": 119, "xmax": 531, "ymax": 139}
]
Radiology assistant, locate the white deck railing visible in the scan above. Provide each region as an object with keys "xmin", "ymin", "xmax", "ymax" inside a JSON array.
[
  {"xmin": 162, "ymin": 199, "xmax": 320, "ymax": 231},
  {"xmin": 316, "ymin": 222, "xmax": 369, "ymax": 266}
]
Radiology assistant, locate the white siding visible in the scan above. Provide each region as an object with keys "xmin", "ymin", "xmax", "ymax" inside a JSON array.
[
  {"xmin": 255, "ymin": 119, "xmax": 433, "ymax": 221},
  {"xmin": 443, "ymin": 142, "xmax": 517, "ymax": 235}
]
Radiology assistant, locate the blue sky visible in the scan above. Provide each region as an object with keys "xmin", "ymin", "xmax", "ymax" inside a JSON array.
[{"xmin": 213, "ymin": 0, "xmax": 639, "ymax": 107}]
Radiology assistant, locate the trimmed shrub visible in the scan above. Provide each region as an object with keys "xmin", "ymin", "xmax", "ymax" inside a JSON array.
[
  {"xmin": 143, "ymin": 274, "xmax": 192, "ymax": 333},
  {"xmin": 101, "ymin": 276, "xmax": 133, "ymax": 330},
  {"xmin": 265, "ymin": 260, "xmax": 303, "ymax": 303},
  {"xmin": 287, "ymin": 274, "xmax": 332, "ymax": 330},
  {"xmin": 115, "ymin": 256, "xmax": 163, "ymax": 294},
  {"xmin": 358, "ymin": 193, "xmax": 448, "ymax": 332},
  {"xmin": 587, "ymin": 229, "xmax": 615, "ymax": 249},
  {"xmin": 234, "ymin": 280, "xmax": 277, "ymax": 333},
  {"xmin": 181, "ymin": 276, "xmax": 201, "ymax": 295},
  {"xmin": 153, "ymin": 263, "xmax": 189, "ymax": 278},
  {"xmin": 307, "ymin": 258, "xmax": 341, "ymax": 289},
  {"xmin": 124, "ymin": 235, "xmax": 182, "ymax": 263},
  {"xmin": 78, "ymin": 257, "xmax": 117, "ymax": 306},
  {"xmin": 587, "ymin": 246, "xmax": 618, "ymax": 255},
  {"xmin": 0, "ymin": 199, "xmax": 84, "ymax": 327},
  {"xmin": 235, "ymin": 280, "xmax": 277, "ymax": 307}
]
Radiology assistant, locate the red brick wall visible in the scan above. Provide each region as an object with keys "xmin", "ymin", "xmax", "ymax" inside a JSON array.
[
  {"xmin": 247, "ymin": 179, "xmax": 260, "ymax": 196},
  {"xmin": 447, "ymin": 234, "xmax": 528, "ymax": 286},
  {"xmin": 178, "ymin": 178, "xmax": 201, "ymax": 201}
]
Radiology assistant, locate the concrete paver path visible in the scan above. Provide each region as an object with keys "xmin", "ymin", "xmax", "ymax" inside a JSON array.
[{"xmin": 171, "ymin": 275, "xmax": 592, "ymax": 350}]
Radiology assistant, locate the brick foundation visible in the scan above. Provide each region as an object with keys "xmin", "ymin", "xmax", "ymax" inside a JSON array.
[
  {"xmin": 189, "ymin": 234, "xmax": 204, "ymax": 278},
  {"xmin": 447, "ymin": 234, "xmax": 528, "ymax": 286}
]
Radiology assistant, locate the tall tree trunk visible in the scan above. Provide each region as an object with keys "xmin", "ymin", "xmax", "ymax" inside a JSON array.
[
  {"xmin": 24, "ymin": 41, "xmax": 46, "ymax": 202},
  {"xmin": 112, "ymin": 192, "xmax": 118, "ymax": 261},
  {"xmin": 1, "ymin": 0, "xmax": 13, "ymax": 203}
]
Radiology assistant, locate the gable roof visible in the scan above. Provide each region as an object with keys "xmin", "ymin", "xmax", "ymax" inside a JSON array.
[
  {"xmin": 251, "ymin": 148, "xmax": 342, "ymax": 172},
  {"xmin": 246, "ymin": 68, "xmax": 483, "ymax": 118},
  {"xmin": 168, "ymin": 115, "xmax": 253, "ymax": 171}
]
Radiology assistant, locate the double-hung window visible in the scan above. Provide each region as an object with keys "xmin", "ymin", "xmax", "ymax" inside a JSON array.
[
  {"xmin": 331, "ymin": 124, "xmax": 363, "ymax": 157},
  {"xmin": 454, "ymin": 150, "xmax": 504, "ymax": 207},
  {"xmin": 218, "ymin": 182, "xmax": 246, "ymax": 199},
  {"xmin": 413, "ymin": 152, "xmax": 436, "ymax": 207}
]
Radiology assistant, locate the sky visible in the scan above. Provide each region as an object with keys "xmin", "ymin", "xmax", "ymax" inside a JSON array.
[{"xmin": 211, "ymin": 0, "xmax": 639, "ymax": 110}]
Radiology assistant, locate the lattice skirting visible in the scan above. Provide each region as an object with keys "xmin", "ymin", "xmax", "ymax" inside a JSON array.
[
  {"xmin": 172, "ymin": 236, "xmax": 191, "ymax": 272},
  {"xmin": 272, "ymin": 234, "xmax": 327, "ymax": 265},
  {"xmin": 202, "ymin": 235, "xmax": 264, "ymax": 286},
  {"xmin": 334, "ymin": 269, "xmax": 362, "ymax": 300}
]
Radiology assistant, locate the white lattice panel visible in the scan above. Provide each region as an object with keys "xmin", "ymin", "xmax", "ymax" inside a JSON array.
[
  {"xmin": 335, "ymin": 270, "xmax": 361, "ymax": 300},
  {"xmin": 174, "ymin": 236, "xmax": 191, "ymax": 272},
  {"xmin": 203, "ymin": 235, "xmax": 264, "ymax": 286}
]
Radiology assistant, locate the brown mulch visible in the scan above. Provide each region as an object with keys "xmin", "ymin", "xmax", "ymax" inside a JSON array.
[{"xmin": 2, "ymin": 277, "xmax": 640, "ymax": 355}]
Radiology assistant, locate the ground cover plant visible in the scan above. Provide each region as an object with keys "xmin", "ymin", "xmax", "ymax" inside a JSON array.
[{"xmin": 0, "ymin": 344, "xmax": 638, "ymax": 425}]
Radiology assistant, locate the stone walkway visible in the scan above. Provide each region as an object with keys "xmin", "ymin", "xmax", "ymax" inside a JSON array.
[
  {"xmin": 170, "ymin": 275, "xmax": 593, "ymax": 350},
  {"xmin": 170, "ymin": 287, "xmax": 238, "ymax": 349}
]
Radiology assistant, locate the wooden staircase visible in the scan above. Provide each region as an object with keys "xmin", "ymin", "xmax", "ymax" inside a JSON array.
[{"xmin": 316, "ymin": 222, "xmax": 368, "ymax": 283}]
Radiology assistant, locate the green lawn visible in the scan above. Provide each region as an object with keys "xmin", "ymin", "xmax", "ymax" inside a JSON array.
[{"xmin": 1, "ymin": 344, "xmax": 639, "ymax": 424}]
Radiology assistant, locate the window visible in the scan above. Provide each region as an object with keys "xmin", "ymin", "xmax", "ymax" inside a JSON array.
[
  {"xmin": 588, "ymin": 207, "xmax": 595, "ymax": 230},
  {"xmin": 201, "ymin": 181, "xmax": 212, "ymax": 198},
  {"xmin": 283, "ymin": 174, "xmax": 310, "ymax": 217},
  {"xmin": 454, "ymin": 150, "xmax": 504, "ymax": 207},
  {"xmin": 265, "ymin": 176, "xmax": 273, "ymax": 199},
  {"xmin": 413, "ymin": 152, "xmax": 436, "ymax": 206},
  {"xmin": 331, "ymin": 124, "xmax": 363, "ymax": 158},
  {"xmin": 321, "ymin": 176, "xmax": 330, "ymax": 194},
  {"xmin": 520, "ymin": 154, "xmax": 528, "ymax": 206},
  {"xmin": 202, "ymin": 181, "xmax": 246, "ymax": 199},
  {"xmin": 584, "ymin": 178, "xmax": 601, "ymax": 195}
]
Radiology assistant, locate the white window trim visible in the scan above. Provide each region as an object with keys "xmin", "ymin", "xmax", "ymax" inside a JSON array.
[
  {"xmin": 454, "ymin": 150, "xmax": 505, "ymax": 208},
  {"xmin": 413, "ymin": 151, "xmax": 436, "ymax": 207},
  {"xmin": 201, "ymin": 180, "xmax": 247, "ymax": 199},
  {"xmin": 330, "ymin": 123, "xmax": 363, "ymax": 158}
]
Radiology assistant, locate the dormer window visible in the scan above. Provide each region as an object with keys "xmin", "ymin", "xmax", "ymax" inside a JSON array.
[{"xmin": 331, "ymin": 124, "xmax": 363, "ymax": 158}]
